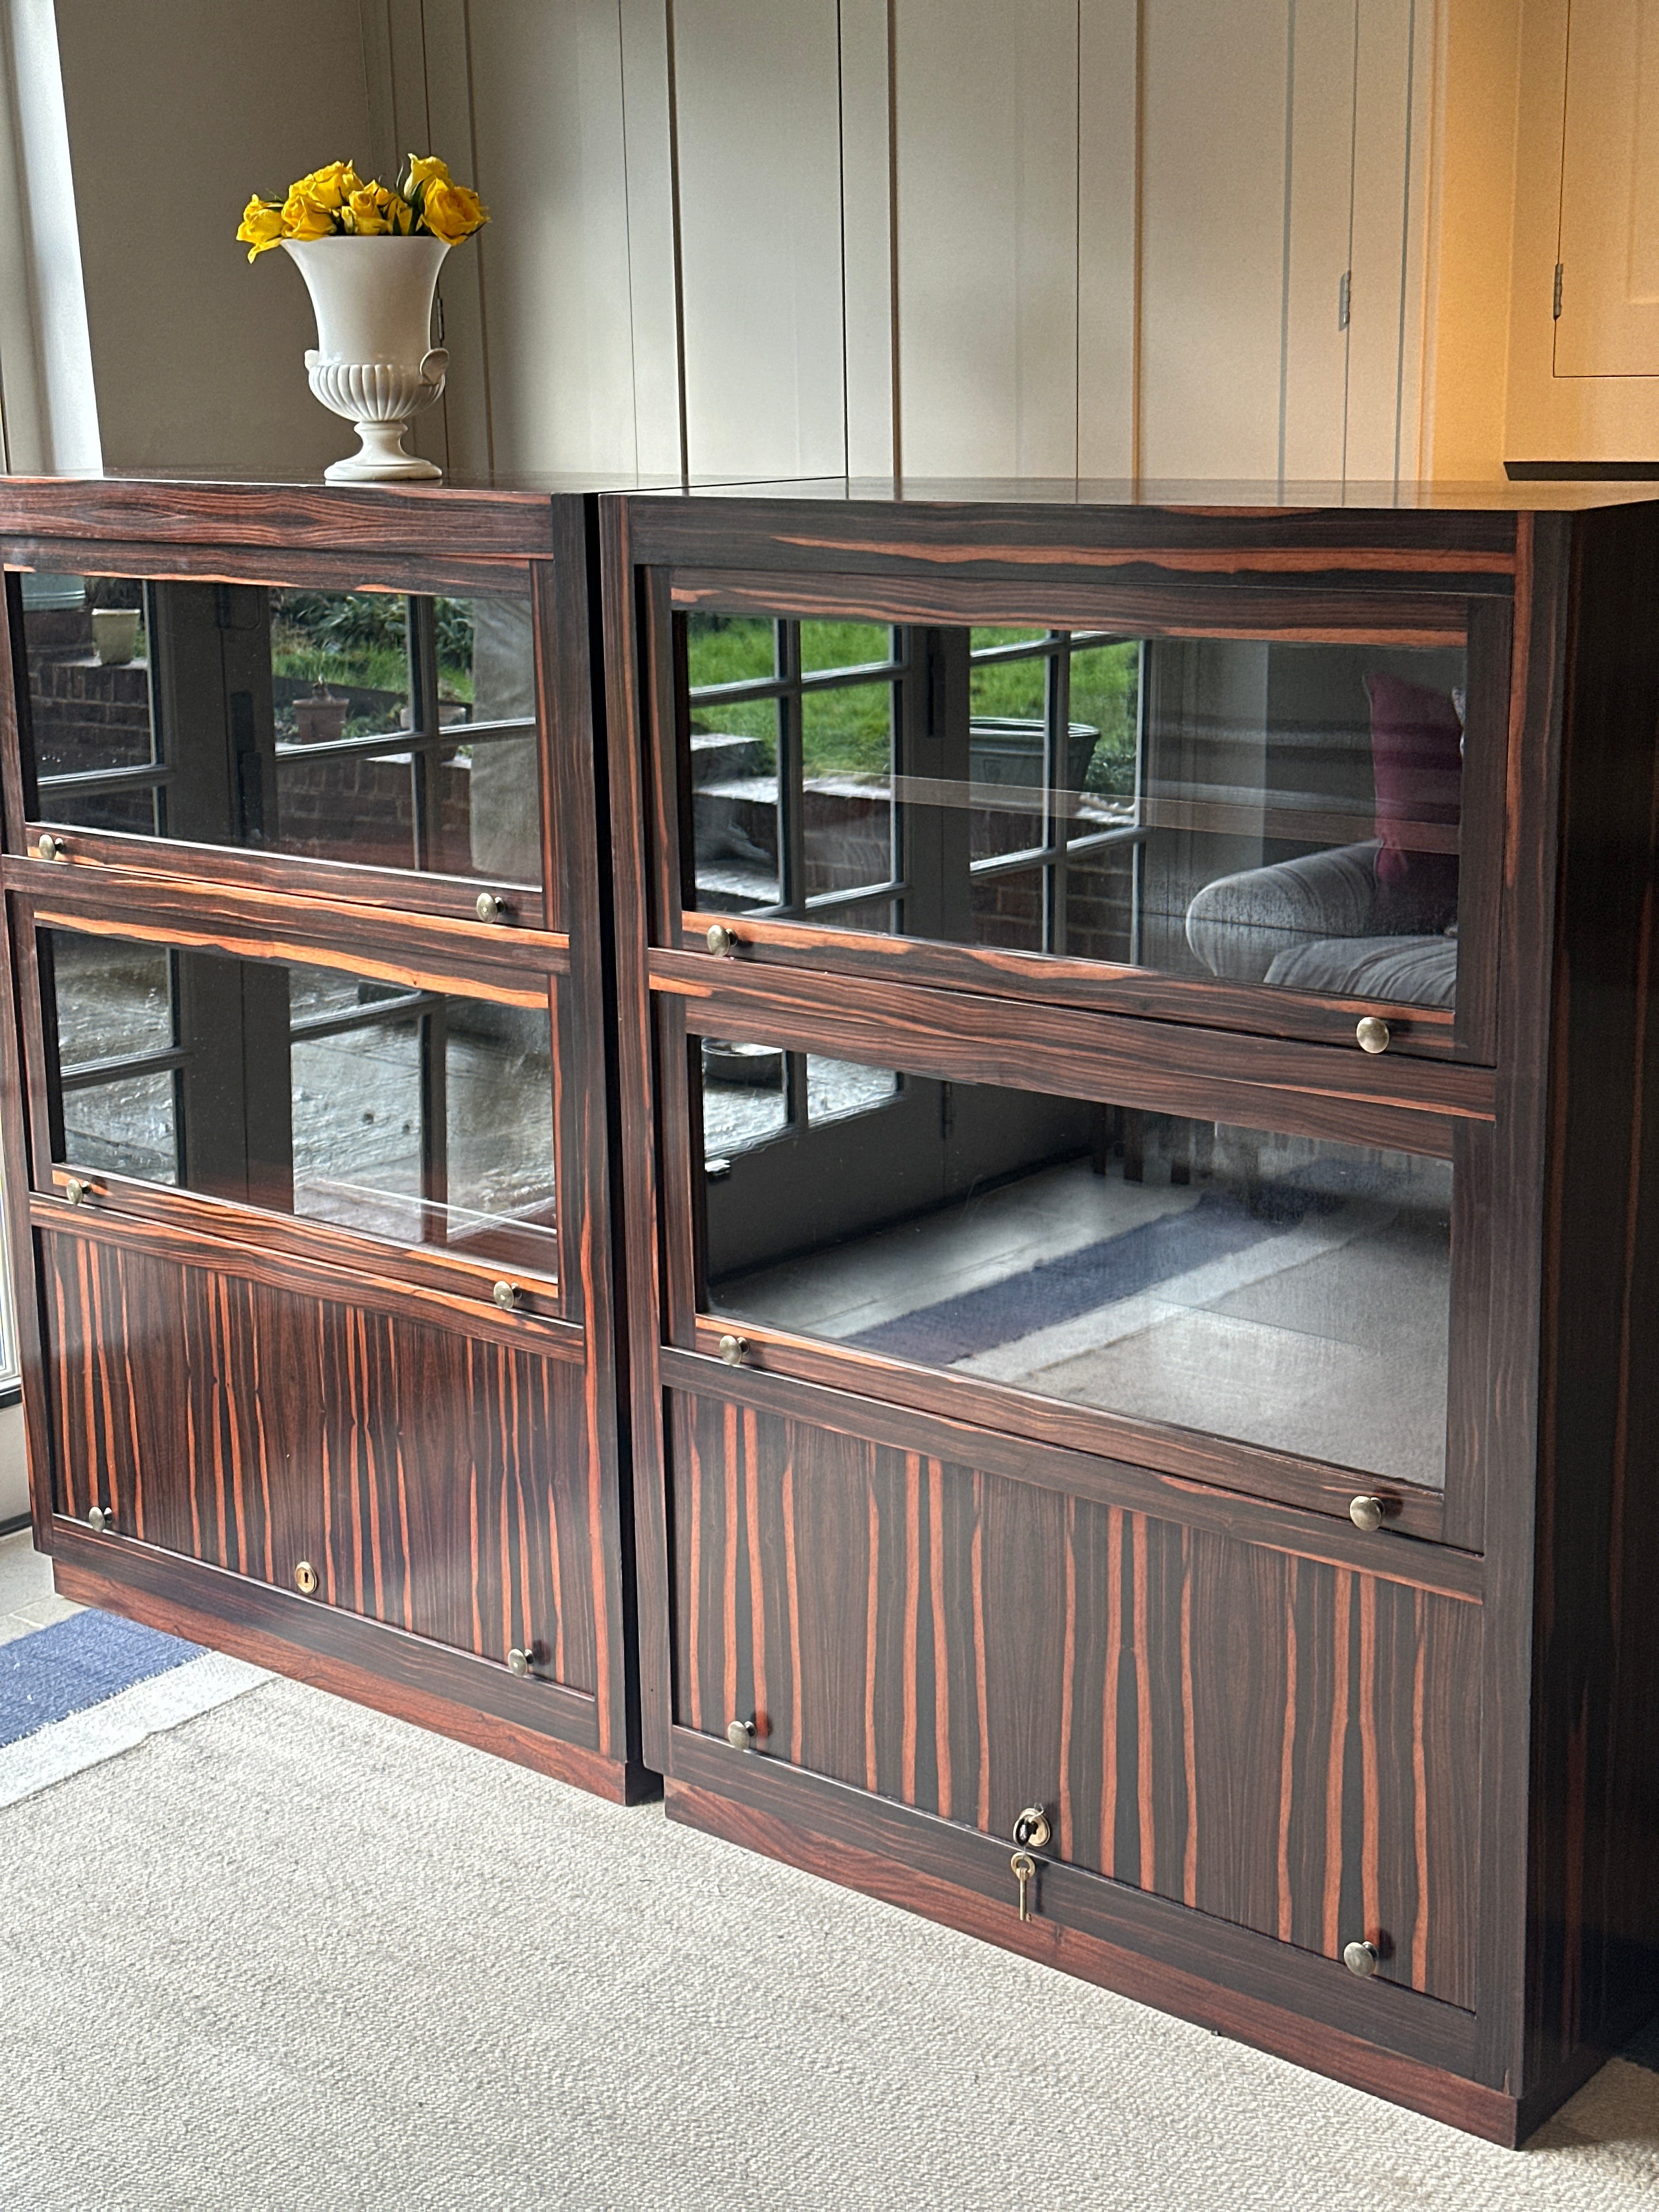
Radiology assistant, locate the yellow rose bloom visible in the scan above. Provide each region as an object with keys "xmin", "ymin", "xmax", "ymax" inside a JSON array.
[
  {"xmin": 419, "ymin": 176, "xmax": 488, "ymax": 246},
  {"xmin": 404, "ymin": 154, "xmax": 450, "ymax": 194},
  {"xmin": 236, "ymin": 195, "xmax": 285, "ymax": 261},
  {"xmin": 280, "ymin": 186, "xmax": 338, "ymax": 241},
  {"xmin": 344, "ymin": 182, "xmax": 396, "ymax": 235},
  {"xmin": 292, "ymin": 160, "xmax": 362, "ymax": 211}
]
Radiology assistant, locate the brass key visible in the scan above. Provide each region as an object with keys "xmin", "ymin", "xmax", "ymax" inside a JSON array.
[{"xmin": 1011, "ymin": 1849, "xmax": 1037, "ymax": 1923}]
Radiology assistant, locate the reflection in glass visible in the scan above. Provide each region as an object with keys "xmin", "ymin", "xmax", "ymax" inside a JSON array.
[
  {"xmin": 45, "ymin": 932, "xmax": 556, "ymax": 1276},
  {"xmin": 702, "ymin": 1046, "xmax": 1452, "ymax": 1488},
  {"xmin": 24, "ymin": 580, "xmax": 544, "ymax": 891},
  {"xmin": 680, "ymin": 617, "xmax": 1467, "ymax": 1013}
]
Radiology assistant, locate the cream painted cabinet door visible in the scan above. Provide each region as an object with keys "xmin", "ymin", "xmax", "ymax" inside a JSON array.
[{"xmin": 1556, "ymin": 0, "xmax": 1659, "ymax": 374}]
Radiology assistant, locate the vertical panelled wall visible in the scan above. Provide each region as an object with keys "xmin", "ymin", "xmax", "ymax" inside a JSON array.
[{"xmin": 364, "ymin": 0, "xmax": 1431, "ymax": 487}]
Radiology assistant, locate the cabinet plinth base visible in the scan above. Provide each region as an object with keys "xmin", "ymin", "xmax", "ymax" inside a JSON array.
[
  {"xmin": 665, "ymin": 1778, "xmax": 1522, "ymax": 2146},
  {"xmin": 53, "ymin": 1537, "xmax": 658, "ymax": 1807}
]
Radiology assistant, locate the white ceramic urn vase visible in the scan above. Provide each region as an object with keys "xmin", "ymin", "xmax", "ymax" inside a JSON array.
[{"xmin": 283, "ymin": 235, "xmax": 450, "ymax": 482}]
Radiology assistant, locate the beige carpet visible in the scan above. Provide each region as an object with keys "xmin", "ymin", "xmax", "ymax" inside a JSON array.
[{"xmin": 0, "ymin": 1674, "xmax": 1654, "ymax": 2211}]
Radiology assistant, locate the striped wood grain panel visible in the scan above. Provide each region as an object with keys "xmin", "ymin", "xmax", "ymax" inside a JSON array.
[
  {"xmin": 670, "ymin": 1391, "xmax": 1480, "ymax": 2007},
  {"xmin": 44, "ymin": 1235, "xmax": 597, "ymax": 1692}
]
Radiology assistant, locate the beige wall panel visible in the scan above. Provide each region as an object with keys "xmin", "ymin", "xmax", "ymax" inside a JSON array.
[
  {"xmin": 1418, "ymin": 0, "xmax": 1519, "ymax": 482},
  {"xmin": 55, "ymin": 0, "xmax": 374, "ymax": 476},
  {"xmin": 894, "ymin": 0, "xmax": 1080, "ymax": 478},
  {"xmin": 620, "ymin": 0, "xmax": 686, "ymax": 476},
  {"xmin": 840, "ymin": 0, "xmax": 898, "ymax": 478},
  {"xmin": 673, "ymin": 0, "xmax": 847, "ymax": 479},
  {"xmin": 411, "ymin": 0, "xmax": 491, "ymax": 480},
  {"xmin": 1138, "ymin": 0, "xmax": 1289, "ymax": 480},
  {"xmin": 1344, "ymin": 0, "xmax": 1415, "ymax": 483},
  {"xmin": 1281, "ymin": 0, "xmax": 1355, "ymax": 484},
  {"xmin": 464, "ymin": 0, "xmax": 644, "ymax": 477},
  {"xmin": 1076, "ymin": 0, "xmax": 1139, "ymax": 479}
]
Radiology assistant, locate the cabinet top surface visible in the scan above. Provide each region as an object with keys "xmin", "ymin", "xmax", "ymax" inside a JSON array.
[{"xmin": 1, "ymin": 469, "xmax": 1656, "ymax": 517}]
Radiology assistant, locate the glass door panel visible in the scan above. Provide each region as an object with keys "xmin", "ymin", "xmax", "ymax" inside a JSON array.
[
  {"xmin": 43, "ymin": 927, "xmax": 557, "ymax": 1279},
  {"xmin": 695, "ymin": 1032, "xmax": 1455, "ymax": 1491},
  {"xmin": 19, "ymin": 575, "xmax": 545, "ymax": 896},
  {"xmin": 680, "ymin": 615, "xmax": 1470, "ymax": 1018}
]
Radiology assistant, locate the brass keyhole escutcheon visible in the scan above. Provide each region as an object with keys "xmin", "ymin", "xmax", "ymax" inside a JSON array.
[
  {"xmin": 295, "ymin": 1560, "xmax": 319, "ymax": 1596},
  {"xmin": 706, "ymin": 923, "xmax": 738, "ymax": 956},
  {"xmin": 507, "ymin": 1645, "xmax": 536, "ymax": 1678},
  {"xmin": 726, "ymin": 1717, "xmax": 756, "ymax": 1750},
  {"xmin": 1013, "ymin": 1804, "xmax": 1052, "ymax": 1851},
  {"xmin": 1355, "ymin": 1015, "xmax": 1391, "ymax": 1055},
  {"xmin": 1344, "ymin": 1939, "xmax": 1380, "ymax": 1978}
]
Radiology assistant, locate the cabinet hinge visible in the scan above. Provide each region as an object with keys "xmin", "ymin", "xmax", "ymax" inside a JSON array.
[
  {"xmin": 1338, "ymin": 270, "xmax": 1351, "ymax": 332},
  {"xmin": 1553, "ymin": 262, "xmax": 1564, "ymax": 320}
]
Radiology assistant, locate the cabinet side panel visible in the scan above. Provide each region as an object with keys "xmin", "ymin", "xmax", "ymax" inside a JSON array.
[
  {"xmin": 669, "ymin": 1389, "xmax": 1480, "ymax": 2006},
  {"xmin": 41, "ymin": 1231, "xmax": 599, "ymax": 1691},
  {"xmin": 1527, "ymin": 500, "xmax": 1659, "ymax": 2107}
]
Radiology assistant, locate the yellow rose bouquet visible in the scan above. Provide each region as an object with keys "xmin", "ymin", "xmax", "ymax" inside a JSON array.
[{"xmin": 237, "ymin": 154, "xmax": 487, "ymax": 262}]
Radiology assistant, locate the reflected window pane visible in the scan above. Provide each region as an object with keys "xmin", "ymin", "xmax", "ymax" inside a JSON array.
[
  {"xmin": 49, "ymin": 935, "xmax": 172, "ymax": 1066},
  {"xmin": 271, "ymin": 590, "xmax": 409, "ymax": 741},
  {"xmin": 63, "ymin": 1071, "xmax": 176, "ymax": 1185},
  {"xmin": 701, "ymin": 1037, "xmax": 789, "ymax": 1160},
  {"xmin": 800, "ymin": 620, "xmax": 894, "ymax": 674},
  {"xmin": 703, "ymin": 1048, "xmax": 1452, "ymax": 1488},
  {"xmin": 691, "ymin": 705, "xmax": 781, "ymax": 913}
]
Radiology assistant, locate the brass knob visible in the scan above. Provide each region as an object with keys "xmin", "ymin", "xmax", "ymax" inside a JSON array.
[
  {"xmin": 717, "ymin": 1333, "xmax": 749, "ymax": 1367},
  {"xmin": 706, "ymin": 923, "xmax": 738, "ymax": 956},
  {"xmin": 492, "ymin": 1280, "xmax": 518, "ymax": 1311},
  {"xmin": 476, "ymin": 891, "xmax": 510, "ymax": 922},
  {"xmin": 86, "ymin": 1505, "xmax": 112, "ymax": 1533},
  {"xmin": 1349, "ymin": 1494, "xmax": 1387, "ymax": 1533},
  {"xmin": 34, "ymin": 833, "xmax": 65, "ymax": 862},
  {"xmin": 61, "ymin": 1177, "xmax": 85, "ymax": 1207},
  {"xmin": 1344, "ymin": 1939, "xmax": 1380, "ymax": 1978},
  {"xmin": 294, "ymin": 1560, "xmax": 319, "ymax": 1596},
  {"xmin": 726, "ymin": 1717, "xmax": 756, "ymax": 1750},
  {"xmin": 507, "ymin": 1645, "xmax": 535, "ymax": 1678},
  {"xmin": 1013, "ymin": 1805, "xmax": 1052, "ymax": 1850},
  {"xmin": 1355, "ymin": 1015, "xmax": 1391, "ymax": 1055}
]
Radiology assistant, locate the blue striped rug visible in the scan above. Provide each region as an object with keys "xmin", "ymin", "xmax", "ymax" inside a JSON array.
[{"xmin": 0, "ymin": 1607, "xmax": 265, "ymax": 1805}]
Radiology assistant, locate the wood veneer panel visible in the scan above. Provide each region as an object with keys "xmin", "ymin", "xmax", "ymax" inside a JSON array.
[
  {"xmin": 14, "ymin": 825, "xmax": 549, "ymax": 931},
  {"xmin": 669, "ymin": 1776, "xmax": 1516, "ymax": 2136},
  {"xmin": 619, "ymin": 494, "xmax": 1520, "ymax": 576},
  {"xmin": 4, "ymin": 538, "xmax": 531, "ymax": 600},
  {"xmin": 13, "ymin": 869, "xmax": 566, "ymax": 1004},
  {"xmin": 679, "ymin": 909, "xmax": 1464, "ymax": 1062},
  {"xmin": 667, "ymin": 567, "xmax": 1477, "ymax": 641},
  {"xmin": 42, "ymin": 1235, "xmax": 599, "ymax": 1692},
  {"xmin": 0, "ymin": 477, "xmax": 557, "ymax": 555},
  {"xmin": 668, "ymin": 1391, "xmax": 1481, "ymax": 2007},
  {"xmin": 1522, "ymin": 498, "xmax": 1659, "ymax": 2096},
  {"xmin": 654, "ymin": 951, "xmax": 1492, "ymax": 1152},
  {"xmin": 664, "ymin": 1340, "xmax": 1464, "ymax": 1561}
]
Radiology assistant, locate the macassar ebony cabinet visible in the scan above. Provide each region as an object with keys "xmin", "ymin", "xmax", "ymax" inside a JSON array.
[
  {"xmin": 0, "ymin": 476, "xmax": 648, "ymax": 1801},
  {"xmin": 600, "ymin": 482, "xmax": 1659, "ymax": 2142}
]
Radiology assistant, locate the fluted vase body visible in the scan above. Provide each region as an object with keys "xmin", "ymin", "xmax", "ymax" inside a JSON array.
[{"xmin": 283, "ymin": 236, "xmax": 449, "ymax": 482}]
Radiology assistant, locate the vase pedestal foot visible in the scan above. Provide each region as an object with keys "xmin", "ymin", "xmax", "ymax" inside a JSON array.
[{"xmin": 324, "ymin": 419, "xmax": 443, "ymax": 483}]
